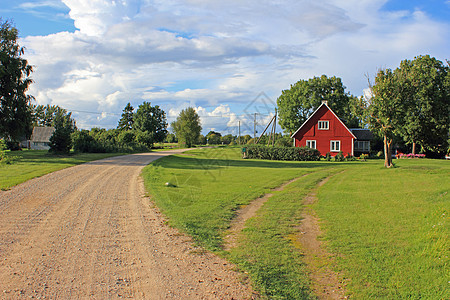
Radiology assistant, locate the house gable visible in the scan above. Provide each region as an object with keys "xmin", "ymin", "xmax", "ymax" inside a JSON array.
[{"xmin": 291, "ymin": 103, "xmax": 356, "ymax": 156}]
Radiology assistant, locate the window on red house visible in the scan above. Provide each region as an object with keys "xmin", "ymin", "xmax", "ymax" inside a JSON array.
[
  {"xmin": 330, "ymin": 140, "xmax": 340, "ymax": 152},
  {"xmin": 306, "ymin": 140, "xmax": 316, "ymax": 149},
  {"xmin": 318, "ymin": 120, "xmax": 329, "ymax": 130}
]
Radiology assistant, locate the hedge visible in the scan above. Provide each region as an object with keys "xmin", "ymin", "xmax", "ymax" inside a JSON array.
[{"xmin": 245, "ymin": 145, "xmax": 321, "ymax": 161}]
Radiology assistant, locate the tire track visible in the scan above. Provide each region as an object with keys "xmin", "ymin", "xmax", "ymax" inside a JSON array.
[{"xmin": 295, "ymin": 175, "xmax": 348, "ymax": 299}]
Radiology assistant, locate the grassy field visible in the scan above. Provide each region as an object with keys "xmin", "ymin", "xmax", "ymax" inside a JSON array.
[
  {"xmin": 142, "ymin": 147, "xmax": 334, "ymax": 250},
  {"xmin": 315, "ymin": 159, "xmax": 449, "ymax": 298},
  {"xmin": 0, "ymin": 150, "xmax": 127, "ymax": 190},
  {"xmin": 142, "ymin": 147, "xmax": 449, "ymax": 299}
]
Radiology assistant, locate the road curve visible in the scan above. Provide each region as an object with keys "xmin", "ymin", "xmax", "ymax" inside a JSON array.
[{"xmin": 0, "ymin": 150, "xmax": 252, "ymax": 299}]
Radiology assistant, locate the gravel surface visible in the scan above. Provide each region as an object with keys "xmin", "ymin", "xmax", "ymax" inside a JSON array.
[{"xmin": 0, "ymin": 150, "xmax": 253, "ymax": 299}]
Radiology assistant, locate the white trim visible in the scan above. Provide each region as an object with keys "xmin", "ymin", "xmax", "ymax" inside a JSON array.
[
  {"xmin": 351, "ymin": 138, "xmax": 354, "ymax": 156},
  {"xmin": 290, "ymin": 103, "xmax": 356, "ymax": 139},
  {"xmin": 306, "ymin": 140, "xmax": 316, "ymax": 149},
  {"xmin": 330, "ymin": 140, "xmax": 341, "ymax": 152}
]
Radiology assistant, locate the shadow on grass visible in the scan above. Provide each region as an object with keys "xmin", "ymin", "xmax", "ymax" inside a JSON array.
[{"xmin": 152, "ymin": 154, "xmax": 352, "ymax": 170}]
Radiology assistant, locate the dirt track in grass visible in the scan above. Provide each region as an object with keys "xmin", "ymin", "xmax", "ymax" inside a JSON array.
[
  {"xmin": 224, "ymin": 173, "xmax": 347, "ymax": 299},
  {"xmin": 296, "ymin": 177, "xmax": 347, "ymax": 299},
  {"xmin": 223, "ymin": 176, "xmax": 303, "ymax": 251},
  {"xmin": 0, "ymin": 150, "xmax": 252, "ymax": 299}
]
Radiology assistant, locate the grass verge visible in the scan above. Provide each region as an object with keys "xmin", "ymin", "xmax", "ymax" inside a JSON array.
[
  {"xmin": 0, "ymin": 150, "xmax": 127, "ymax": 190},
  {"xmin": 315, "ymin": 159, "xmax": 449, "ymax": 298}
]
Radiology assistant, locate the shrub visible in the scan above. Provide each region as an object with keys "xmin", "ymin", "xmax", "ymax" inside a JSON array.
[
  {"xmin": 335, "ymin": 151, "xmax": 345, "ymax": 162},
  {"xmin": 245, "ymin": 145, "xmax": 320, "ymax": 161},
  {"xmin": 0, "ymin": 139, "xmax": 7, "ymax": 162},
  {"xmin": 346, "ymin": 153, "xmax": 356, "ymax": 161},
  {"xmin": 72, "ymin": 130, "xmax": 105, "ymax": 153},
  {"xmin": 0, "ymin": 139, "xmax": 21, "ymax": 164},
  {"xmin": 6, "ymin": 141, "xmax": 21, "ymax": 151},
  {"xmin": 325, "ymin": 152, "xmax": 331, "ymax": 161}
]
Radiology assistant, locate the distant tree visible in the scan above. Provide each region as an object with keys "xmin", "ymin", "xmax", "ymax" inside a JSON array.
[
  {"xmin": 134, "ymin": 102, "xmax": 168, "ymax": 146},
  {"xmin": 277, "ymin": 75, "xmax": 360, "ymax": 134},
  {"xmin": 0, "ymin": 19, "xmax": 34, "ymax": 141},
  {"xmin": 117, "ymin": 102, "xmax": 134, "ymax": 131},
  {"xmin": 33, "ymin": 104, "xmax": 76, "ymax": 127},
  {"xmin": 197, "ymin": 134, "xmax": 207, "ymax": 145},
  {"xmin": 164, "ymin": 133, "xmax": 177, "ymax": 143},
  {"xmin": 206, "ymin": 131, "xmax": 222, "ymax": 144},
  {"xmin": 395, "ymin": 55, "xmax": 449, "ymax": 155},
  {"xmin": 48, "ymin": 111, "xmax": 76, "ymax": 154},
  {"xmin": 171, "ymin": 107, "xmax": 202, "ymax": 148},
  {"xmin": 72, "ymin": 129, "xmax": 101, "ymax": 153},
  {"xmin": 241, "ymin": 134, "xmax": 252, "ymax": 144},
  {"xmin": 221, "ymin": 134, "xmax": 235, "ymax": 145}
]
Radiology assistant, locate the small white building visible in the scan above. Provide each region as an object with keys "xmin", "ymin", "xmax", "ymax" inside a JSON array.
[{"xmin": 30, "ymin": 127, "xmax": 55, "ymax": 150}]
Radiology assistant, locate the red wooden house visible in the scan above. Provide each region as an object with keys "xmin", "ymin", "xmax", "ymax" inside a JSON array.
[{"xmin": 290, "ymin": 101, "xmax": 356, "ymax": 157}]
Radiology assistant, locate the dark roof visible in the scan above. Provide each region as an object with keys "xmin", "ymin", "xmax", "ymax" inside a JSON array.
[
  {"xmin": 31, "ymin": 127, "xmax": 55, "ymax": 143},
  {"xmin": 350, "ymin": 129, "xmax": 373, "ymax": 140}
]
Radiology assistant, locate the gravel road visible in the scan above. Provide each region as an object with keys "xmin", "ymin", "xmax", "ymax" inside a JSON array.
[{"xmin": 0, "ymin": 150, "xmax": 252, "ymax": 299}]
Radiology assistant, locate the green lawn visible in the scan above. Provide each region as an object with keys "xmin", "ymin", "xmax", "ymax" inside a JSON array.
[
  {"xmin": 143, "ymin": 147, "xmax": 449, "ymax": 299},
  {"xmin": 0, "ymin": 150, "xmax": 127, "ymax": 190},
  {"xmin": 315, "ymin": 159, "xmax": 449, "ymax": 298},
  {"xmin": 229, "ymin": 169, "xmax": 340, "ymax": 299},
  {"xmin": 142, "ymin": 147, "xmax": 333, "ymax": 250}
]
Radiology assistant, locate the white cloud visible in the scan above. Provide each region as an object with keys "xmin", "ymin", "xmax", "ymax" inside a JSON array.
[
  {"xmin": 19, "ymin": 1, "xmax": 68, "ymax": 9},
  {"xmin": 20, "ymin": 0, "xmax": 450, "ymax": 132}
]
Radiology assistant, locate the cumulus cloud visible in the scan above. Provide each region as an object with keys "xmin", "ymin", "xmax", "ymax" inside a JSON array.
[{"xmin": 20, "ymin": 0, "xmax": 450, "ymax": 132}]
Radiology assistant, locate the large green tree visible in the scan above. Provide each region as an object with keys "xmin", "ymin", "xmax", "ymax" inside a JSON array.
[
  {"xmin": 357, "ymin": 55, "xmax": 450, "ymax": 167},
  {"xmin": 365, "ymin": 69, "xmax": 406, "ymax": 168},
  {"xmin": 134, "ymin": 102, "xmax": 168, "ymax": 146},
  {"xmin": 33, "ymin": 104, "xmax": 75, "ymax": 127},
  {"xmin": 277, "ymin": 75, "xmax": 359, "ymax": 134},
  {"xmin": 0, "ymin": 20, "xmax": 33, "ymax": 141},
  {"xmin": 117, "ymin": 102, "xmax": 134, "ymax": 131},
  {"xmin": 396, "ymin": 55, "xmax": 449, "ymax": 155},
  {"xmin": 48, "ymin": 110, "xmax": 76, "ymax": 154},
  {"xmin": 171, "ymin": 107, "xmax": 202, "ymax": 148}
]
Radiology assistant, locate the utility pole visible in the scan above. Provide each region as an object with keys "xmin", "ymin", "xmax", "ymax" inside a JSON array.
[
  {"xmin": 238, "ymin": 121, "xmax": 241, "ymax": 145},
  {"xmin": 254, "ymin": 113, "xmax": 257, "ymax": 143},
  {"xmin": 272, "ymin": 108, "xmax": 277, "ymax": 146}
]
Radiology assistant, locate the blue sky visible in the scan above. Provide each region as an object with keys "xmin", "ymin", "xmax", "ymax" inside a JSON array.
[{"xmin": 1, "ymin": 0, "xmax": 449, "ymax": 135}]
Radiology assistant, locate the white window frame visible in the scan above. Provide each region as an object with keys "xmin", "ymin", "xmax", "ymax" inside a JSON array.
[
  {"xmin": 330, "ymin": 140, "xmax": 341, "ymax": 152},
  {"xmin": 318, "ymin": 120, "xmax": 329, "ymax": 130},
  {"xmin": 306, "ymin": 140, "xmax": 316, "ymax": 149}
]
